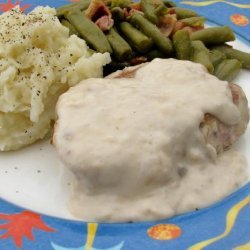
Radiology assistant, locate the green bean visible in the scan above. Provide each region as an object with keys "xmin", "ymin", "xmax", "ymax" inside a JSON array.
[
  {"xmin": 190, "ymin": 26, "xmax": 235, "ymax": 46},
  {"xmin": 191, "ymin": 40, "xmax": 214, "ymax": 73},
  {"xmin": 173, "ymin": 29, "xmax": 193, "ymax": 60},
  {"xmin": 146, "ymin": 49, "xmax": 166, "ymax": 60},
  {"xmin": 111, "ymin": 7, "xmax": 125, "ymax": 21},
  {"xmin": 119, "ymin": 21, "xmax": 153, "ymax": 53},
  {"xmin": 109, "ymin": 0, "xmax": 132, "ymax": 8},
  {"xmin": 214, "ymin": 59, "xmax": 242, "ymax": 82},
  {"xmin": 192, "ymin": 51, "xmax": 214, "ymax": 73},
  {"xmin": 170, "ymin": 7, "xmax": 198, "ymax": 19},
  {"xmin": 154, "ymin": 4, "xmax": 168, "ymax": 17},
  {"xmin": 180, "ymin": 16, "xmax": 205, "ymax": 27},
  {"xmin": 192, "ymin": 40, "xmax": 209, "ymax": 52},
  {"xmin": 61, "ymin": 19, "xmax": 80, "ymax": 36},
  {"xmin": 162, "ymin": 0, "xmax": 176, "ymax": 7},
  {"xmin": 56, "ymin": 0, "xmax": 90, "ymax": 18},
  {"xmin": 106, "ymin": 28, "xmax": 132, "ymax": 61},
  {"xmin": 209, "ymin": 49, "xmax": 227, "ymax": 67},
  {"xmin": 130, "ymin": 12, "xmax": 173, "ymax": 55},
  {"xmin": 141, "ymin": 0, "xmax": 158, "ymax": 24},
  {"xmin": 65, "ymin": 10, "xmax": 112, "ymax": 53},
  {"xmin": 211, "ymin": 45, "xmax": 250, "ymax": 69}
]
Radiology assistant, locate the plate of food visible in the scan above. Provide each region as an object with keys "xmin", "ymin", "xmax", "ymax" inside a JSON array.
[{"xmin": 0, "ymin": 0, "xmax": 249, "ymax": 249}]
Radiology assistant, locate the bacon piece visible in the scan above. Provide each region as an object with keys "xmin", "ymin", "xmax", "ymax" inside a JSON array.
[
  {"xmin": 85, "ymin": 0, "xmax": 114, "ymax": 31},
  {"xmin": 130, "ymin": 56, "xmax": 147, "ymax": 65},
  {"xmin": 173, "ymin": 20, "xmax": 204, "ymax": 35},
  {"xmin": 95, "ymin": 15, "xmax": 114, "ymax": 31},
  {"xmin": 158, "ymin": 14, "xmax": 177, "ymax": 37},
  {"xmin": 129, "ymin": 2, "xmax": 141, "ymax": 11}
]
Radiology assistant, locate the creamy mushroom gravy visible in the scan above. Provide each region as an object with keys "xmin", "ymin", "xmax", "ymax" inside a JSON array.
[{"xmin": 54, "ymin": 59, "xmax": 248, "ymax": 222}]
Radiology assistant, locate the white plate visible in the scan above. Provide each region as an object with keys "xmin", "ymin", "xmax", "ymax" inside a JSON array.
[{"xmin": 0, "ymin": 37, "xmax": 249, "ymax": 221}]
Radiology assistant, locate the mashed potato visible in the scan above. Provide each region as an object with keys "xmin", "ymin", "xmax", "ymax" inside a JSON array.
[{"xmin": 0, "ymin": 6, "xmax": 110, "ymax": 151}]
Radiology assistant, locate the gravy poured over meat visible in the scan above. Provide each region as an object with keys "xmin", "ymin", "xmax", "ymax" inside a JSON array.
[{"xmin": 53, "ymin": 59, "xmax": 249, "ymax": 222}]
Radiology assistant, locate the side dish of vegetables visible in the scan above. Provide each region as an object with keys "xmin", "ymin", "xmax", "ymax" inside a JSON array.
[{"xmin": 56, "ymin": 0, "xmax": 250, "ymax": 79}]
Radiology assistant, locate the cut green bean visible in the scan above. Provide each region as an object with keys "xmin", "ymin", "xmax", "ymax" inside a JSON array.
[
  {"xmin": 106, "ymin": 28, "xmax": 132, "ymax": 61},
  {"xmin": 214, "ymin": 59, "xmax": 242, "ymax": 82},
  {"xmin": 111, "ymin": 7, "xmax": 125, "ymax": 21},
  {"xmin": 173, "ymin": 29, "xmax": 193, "ymax": 60},
  {"xmin": 170, "ymin": 7, "xmax": 198, "ymax": 19},
  {"xmin": 211, "ymin": 45, "xmax": 250, "ymax": 69},
  {"xmin": 130, "ymin": 12, "xmax": 173, "ymax": 55},
  {"xmin": 61, "ymin": 19, "xmax": 80, "ymax": 36},
  {"xmin": 190, "ymin": 26, "xmax": 235, "ymax": 46},
  {"xmin": 209, "ymin": 49, "xmax": 227, "ymax": 67},
  {"xmin": 109, "ymin": 0, "xmax": 132, "ymax": 8},
  {"xmin": 65, "ymin": 10, "xmax": 112, "ymax": 53},
  {"xmin": 141, "ymin": 0, "xmax": 158, "ymax": 24},
  {"xmin": 154, "ymin": 3, "xmax": 168, "ymax": 16},
  {"xmin": 146, "ymin": 49, "xmax": 166, "ymax": 60},
  {"xmin": 162, "ymin": 0, "xmax": 176, "ymax": 7},
  {"xmin": 191, "ymin": 40, "xmax": 214, "ymax": 73},
  {"xmin": 192, "ymin": 51, "xmax": 214, "ymax": 73},
  {"xmin": 119, "ymin": 21, "xmax": 153, "ymax": 53},
  {"xmin": 192, "ymin": 40, "xmax": 209, "ymax": 52},
  {"xmin": 56, "ymin": 0, "xmax": 90, "ymax": 18},
  {"xmin": 181, "ymin": 16, "xmax": 205, "ymax": 27}
]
